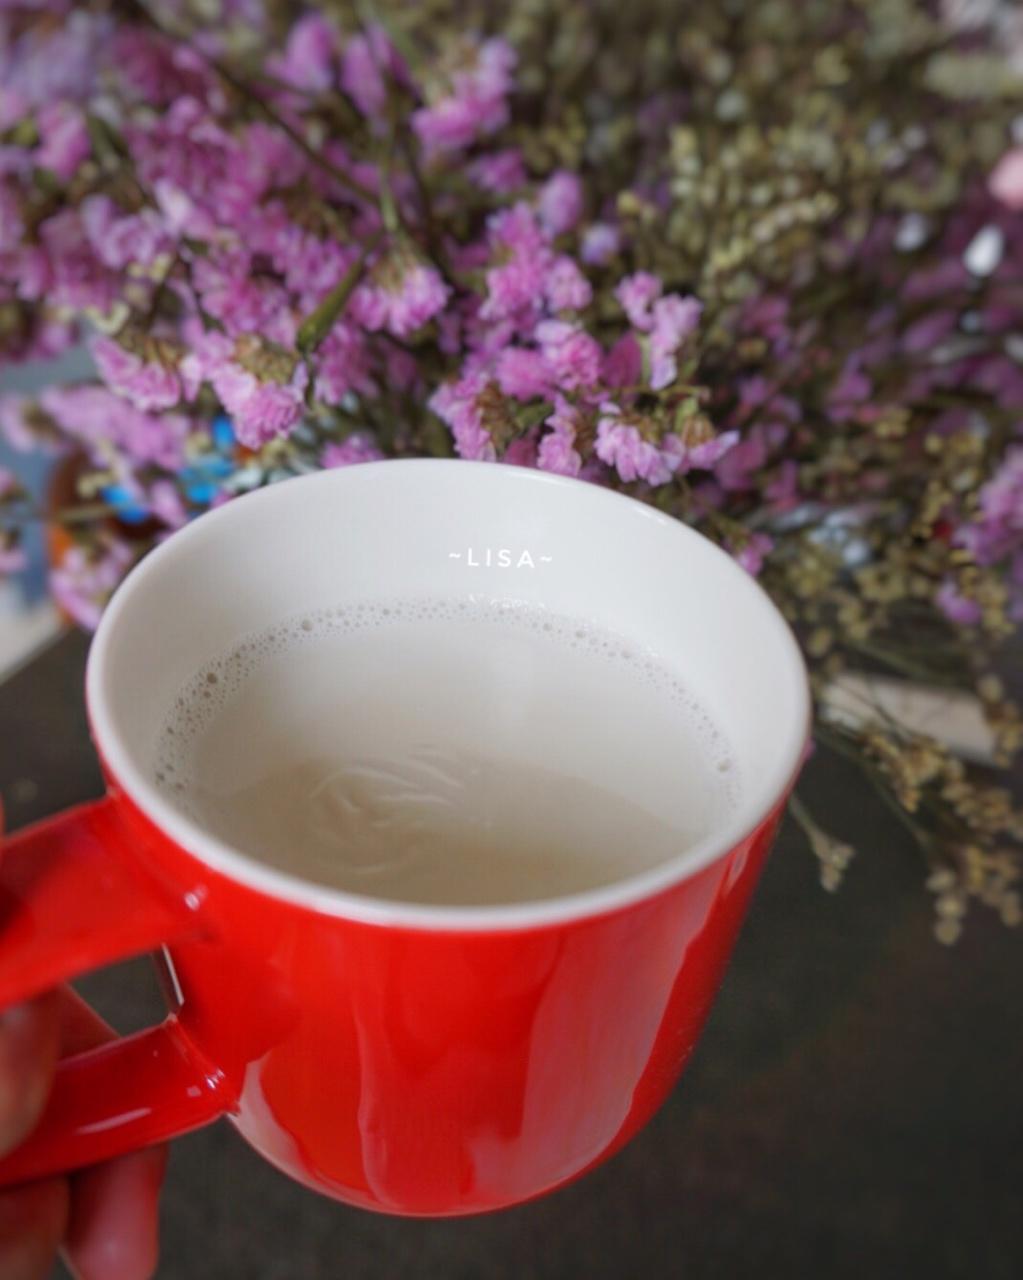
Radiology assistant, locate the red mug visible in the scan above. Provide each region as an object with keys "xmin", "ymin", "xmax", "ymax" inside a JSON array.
[{"xmin": 0, "ymin": 459, "xmax": 809, "ymax": 1216}]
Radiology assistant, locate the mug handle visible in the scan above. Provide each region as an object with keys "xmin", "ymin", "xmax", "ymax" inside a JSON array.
[{"xmin": 0, "ymin": 797, "xmax": 230, "ymax": 1187}]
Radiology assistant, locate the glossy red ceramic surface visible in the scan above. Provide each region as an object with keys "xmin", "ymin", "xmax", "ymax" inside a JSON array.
[{"xmin": 0, "ymin": 770, "xmax": 783, "ymax": 1215}]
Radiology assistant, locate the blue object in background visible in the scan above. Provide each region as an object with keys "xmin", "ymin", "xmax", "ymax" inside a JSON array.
[
  {"xmin": 98, "ymin": 484, "xmax": 150, "ymax": 525},
  {"xmin": 211, "ymin": 413, "xmax": 235, "ymax": 451},
  {"xmin": 181, "ymin": 413, "xmax": 235, "ymax": 506}
]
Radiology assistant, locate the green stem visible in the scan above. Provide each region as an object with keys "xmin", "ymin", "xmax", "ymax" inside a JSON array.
[
  {"xmin": 787, "ymin": 791, "xmax": 823, "ymax": 844},
  {"xmin": 296, "ymin": 230, "xmax": 383, "ymax": 355},
  {"xmin": 375, "ymin": 93, "xmax": 401, "ymax": 237},
  {"xmin": 353, "ymin": 3, "xmax": 457, "ymax": 287},
  {"xmin": 397, "ymin": 128, "xmax": 457, "ymax": 284},
  {"xmin": 840, "ymin": 638, "xmax": 964, "ymax": 687}
]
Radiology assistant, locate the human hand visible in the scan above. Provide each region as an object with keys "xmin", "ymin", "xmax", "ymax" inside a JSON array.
[{"xmin": 0, "ymin": 988, "xmax": 166, "ymax": 1280}]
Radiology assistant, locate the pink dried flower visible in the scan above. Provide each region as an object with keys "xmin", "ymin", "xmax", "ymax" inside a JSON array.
[
  {"xmin": 353, "ymin": 258, "xmax": 450, "ymax": 338},
  {"xmin": 429, "ymin": 371, "xmax": 495, "ymax": 461},
  {"xmin": 713, "ymin": 429, "xmax": 772, "ymax": 491},
  {"xmin": 314, "ymin": 322, "xmax": 376, "ymax": 404},
  {"xmin": 957, "ymin": 445, "xmax": 1023, "ymax": 564},
  {"xmin": 468, "ymin": 149, "xmax": 526, "ymax": 194},
  {"xmin": 341, "ymin": 26, "xmax": 406, "ymax": 118},
  {"xmin": 271, "ymin": 223, "xmax": 359, "ymax": 301},
  {"xmin": 500, "ymin": 433, "xmax": 536, "ymax": 467},
  {"xmin": 35, "ymin": 102, "xmax": 90, "ymax": 181},
  {"xmin": 111, "ymin": 26, "xmax": 212, "ymax": 107},
  {"xmin": 481, "ymin": 203, "xmax": 549, "ymax": 323},
  {"xmin": 902, "ymin": 310, "xmax": 957, "ymax": 353},
  {"xmin": 936, "ymin": 579, "xmax": 982, "ymax": 625},
  {"xmin": 322, "ymin": 433, "xmax": 385, "ymax": 467},
  {"xmin": 149, "ymin": 480, "xmax": 189, "ymax": 530},
  {"xmin": 733, "ymin": 532, "xmax": 774, "ymax": 576},
  {"xmin": 486, "ymin": 201, "xmax": 547, "ymax": 257},
  {"xmin": 229, "ymin": 379, "xmax": 308, "ymax": 448},
  {"xmin": 989, "ymin": 147, "xmax": 1023, "ymax": 211},
  {"xmin": 412, "ymin": 38, "xmax": 516, "ymax": 156},
  {"xmin": 544, "ymin": 255, "xmax": 592, "ymax": 311},
  {"xmin": 536, "ymin": 430, "xmax": 582, "ymax": 476},
  {"xmin": 50, "ymin": 538, "xmax": 134, "ymax": 631},
  {"xmin": 828, "ymin": 360, "xmax": 872, "ymax": 420},
  {"xmin": 128, "ymin": 98, "xmax": 243, "ymax": 240},
  {"xmin": 537, "ymin": 399, "xmax": 583, "ymax": 477},
  {"xmin": 80, "ymin": 196, "xmax": 173, "ymax": 272},
  {"xmin": 615, "ymin": 271, "xmax": 662, "ymax": 331},
  {"xmin": 0, "ymin": 89, "xmax": 27, "ymax": 135},
  {"xmin": 580, "ymin": 222, "xmax": 620, "ymax": 265},
  {"xmin": 26, "ymin": 208, "xmax": 116, "ymax": 311},
  {"xmin": 602, "ymin": 333, "xmax": 643, "ymax": 388},
  {"xmin": 92, "ymin": 336, "xmax": 182, "ymax": 412},
  {"xmin": 220, "ymin": 124, "xmax": 305, "ymax": 225},
  {"xmin": 179, "ymin": 330, "xmax": 231, "ymax": 402},
  {"xmin": 192, "ymin": 249, "xmax": 296, "ymax": 345},
  {"xmin": 669, "ymin": 429, "xmax": 740, "ymax": 475},
  {"xmin": 180, "ymin": 333, "xmax": 308, "ymax": 448},
  {"xmin": 0, "ymin": 10, "xmax": 107, "ymax": 115},
  {"xmin": 482, "ymin": 255, "xmax": 548, "ymax": 324},
  {"xmin": 267, "ymin": 14, "xmax": 338, "ymax": 92},
  {"xmin": 495, "ymin": 347, "xmax": 553, "ymax": 400},
  {"xmin": 765, "ymin": 459, "xmax": 801, "ymax": 510},
  {"xmin": 40, "ymin": 384, "xmax": 190, "ymax": 469},
  {"xmin": 538, "ymin": 170, "xmax": 584, "ymax": 237},
  {"xmin": 13, "ymin": 244, "xmax": 50, "ymax": 301},
  {"xmin": 649, "ymin": 294, "xmax": 702, "ymax": 390},
  {"xmin": 595, "ymin": 408, "xmax": 674, "ymax": 485},
  {"xmin": 535, "ymin": 320, "xmax": 602, "ymax": 392}
]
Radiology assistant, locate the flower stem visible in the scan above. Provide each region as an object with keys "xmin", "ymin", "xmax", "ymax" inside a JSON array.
[
  {"xmin": 813, "ymin": 722, "xmax": 935, "ymax": 857},
  {"xmin": 296, "ymin": 230, "xmax": 383, "ymax": 355}
]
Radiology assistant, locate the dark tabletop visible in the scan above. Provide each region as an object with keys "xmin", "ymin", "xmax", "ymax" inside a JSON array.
[{"xmin": 2, "ymin": 631, "xmax": 1020, "ymax": 1280}]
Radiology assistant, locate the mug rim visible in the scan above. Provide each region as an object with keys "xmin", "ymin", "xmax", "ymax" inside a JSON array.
[{"xmin": 86, "ymin": 459, "xmax": 811, "ymax": 932}]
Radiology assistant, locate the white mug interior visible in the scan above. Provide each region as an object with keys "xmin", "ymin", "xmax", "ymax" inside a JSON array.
[{"xmin": 87, "ymin": 459, "xmax": 810, "ymax": 929}]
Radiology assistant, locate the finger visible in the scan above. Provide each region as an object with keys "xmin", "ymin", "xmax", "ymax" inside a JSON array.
[
  {"xmin": 56, "ymin": 989, "xmax": 167, "ymax": 1278},
  {"xmin": 0, "ymin": 993, "xmax": 61, "ymax": 1157},
  {"xmin": 62, "ymin": 1145, "xmax": 167, "ymax": 1280},
  {"xmin": 0, "ymin": 1177, "xmax": 69, "ymax": 1280},
  {"xmin": 0, "ymin": 986, "xmax": 115, "ymax": 1157}
]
